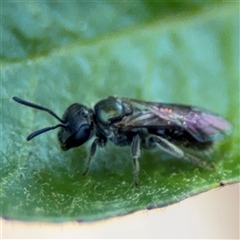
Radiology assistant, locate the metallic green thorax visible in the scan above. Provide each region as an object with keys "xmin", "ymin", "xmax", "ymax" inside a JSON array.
[{"xmin": 94, "ymin": 96, "xmax": 132, "ymax": 126}]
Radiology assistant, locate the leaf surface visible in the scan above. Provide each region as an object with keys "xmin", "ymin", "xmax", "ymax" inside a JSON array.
[{"xmin": 1, "ymin": 2, "xmax": 239, "ymax": 222}]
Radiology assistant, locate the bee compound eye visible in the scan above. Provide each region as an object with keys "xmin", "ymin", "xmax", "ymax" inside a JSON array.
[
  {"xmin": 60, "ymin": 124, "xmax": 92, "ymax": 150},
  {"xmin": 74, "ymin": 124, "xmax": 91, "ymax": 145}
]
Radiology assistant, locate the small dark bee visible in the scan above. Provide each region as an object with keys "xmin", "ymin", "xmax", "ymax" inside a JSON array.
[{"xmin": 13, "ymin": 96, "xmax": 232, "ymax": 186}]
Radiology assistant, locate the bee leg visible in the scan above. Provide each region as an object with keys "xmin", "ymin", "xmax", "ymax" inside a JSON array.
[
  {"xmin": 149, "ymin": 136, "xmax": 214, "ymax": 169},
  {"xmin": 131, "ymin": 135, "xmax": 141, "ymax": 187},
  {"xmin": 82, "ymin": 137, "xmax": 107, "ymax": 176}
]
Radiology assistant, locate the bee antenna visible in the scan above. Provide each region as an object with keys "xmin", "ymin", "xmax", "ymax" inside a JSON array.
[
  {"xmin": 27, "ymin": 124, "xmax": 66, "ymax": 141},
  {"xmin": 12, "ymin": 96, "xmax": 65, "ymax": 123}
]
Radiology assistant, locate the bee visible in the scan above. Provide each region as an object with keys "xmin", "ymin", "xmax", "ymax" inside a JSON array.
[{"xmin": 12, "ymin": 96, "xmax": 232, "ymax": 186}]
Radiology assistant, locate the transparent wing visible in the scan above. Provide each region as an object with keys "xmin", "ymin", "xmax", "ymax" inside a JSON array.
[{"xmin": 117, "ymin": 98, "xmax": 232, "ymax": 142}]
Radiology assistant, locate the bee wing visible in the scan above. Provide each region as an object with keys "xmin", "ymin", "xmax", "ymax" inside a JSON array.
[{"xmin": 118, "ymin": 99, "xmax": 232, "ymax": 142}]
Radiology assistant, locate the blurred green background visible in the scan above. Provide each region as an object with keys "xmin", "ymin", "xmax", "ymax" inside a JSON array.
[{"xmin": 1, "ymin": 1, "xmax": 239, "ymax": 222}]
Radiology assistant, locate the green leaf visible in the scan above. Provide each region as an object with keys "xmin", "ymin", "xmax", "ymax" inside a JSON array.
[{"xmin": 1, "ymin": 2, "xmax": 239, "ymax": 222}]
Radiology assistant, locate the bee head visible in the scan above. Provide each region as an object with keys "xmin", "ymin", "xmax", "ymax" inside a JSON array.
[
  {"xmin": 58, "ymin": 104, "xmax": 94, "ymax": 150},
  {"xmin": 12, "ymin": 97, "xmax": 94, "ymax": 150}
]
